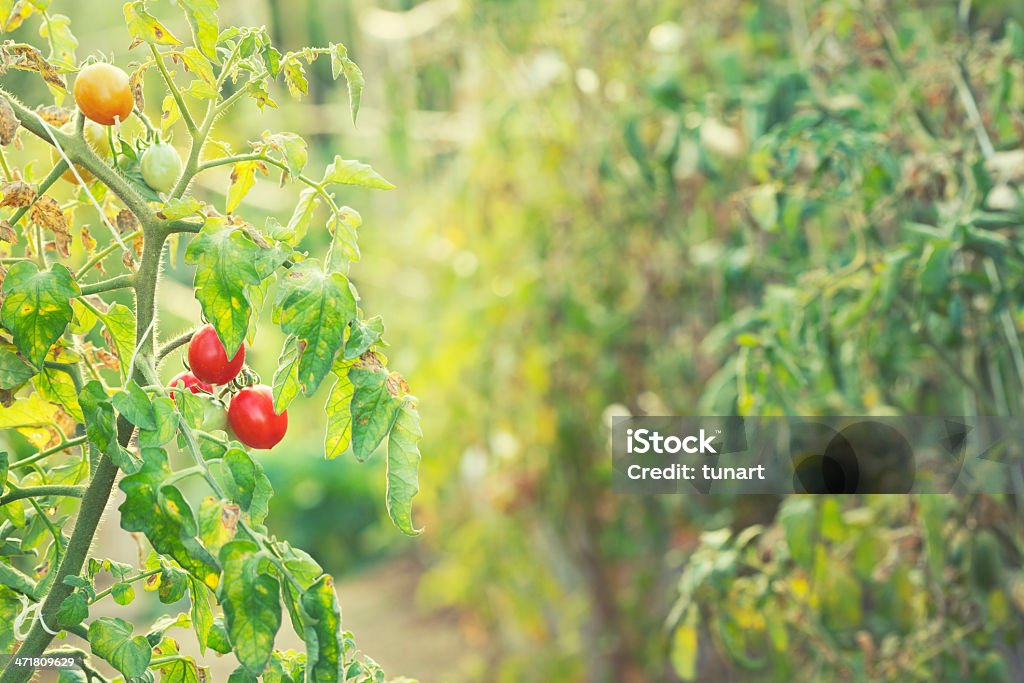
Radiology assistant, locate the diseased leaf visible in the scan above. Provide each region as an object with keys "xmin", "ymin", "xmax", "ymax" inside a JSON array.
[
  {"xmin": 80, "ymin": 380, "xmax": 141, "ymax": 474},
  {"xmin": 118, "ymin": 448, "xmax": 220, "ymax": 588},
  {"xmin": 176, "ymin": 0, "xmax": 219, "ymax": 59},
  {"xmin": 33, "ymin": 365, "xmax": 82, "ymax": 421},
  {"xmin": 271, "ymin": 335, "xmax": 302, "ymax": 413},
  {"xmin": 329, "ymin": 43, "xmax": 363, "ymax": 124},
  {"xmin": 226, "ymin": 159, "xmax": 267, "ymax": 213},
  {"xmin": 300, "ymin": 575, "xmax": 343, "ymax": 682},
  {"xmin": 39, "ymin": 13, "xmax": 77, "ymax": 69},
  {"xmin": 323, "ymin": 366, "xmax": 353, "ymax": 460},
  {"xmin": 218, "ymin": 540, "xmax": 281, "ymax": 676},
  {"xmin": 348, "ymin": 361, "xmax": 400, "ymax": 461},
  {"xmin": 285, "ymin": 186, "xmax": 319, "ymax": 245},
  {"xmin": 94, "ymin": 302, "xmax": 136, "ymax": 380},
  {"xmin": 261, "ymin": 131, "xmax": 307, "ymax": 177},
  {"xmin": 185, "ymin": 220, "xmax": 288, "ymax": 357},
  {"xmin": 0, "ymin": 262, "xmax": 78, "ymax": 368},
  {"xmin": 386, "ymin": 401, "xmax": 422, "ymax": 536},
  {"xmin": 188, "ymin": 575, "xmax": 214, "ymax": 655},
  {"xmin": 274, "ymin": 260, "xmax": 356, "ymax": 394},
  {"xmin": 321, "ymin": 157, "xmax": 394, "ymax": 190},
  {"xmin": 88, "ymin": 616, "xmax": 152, "ymax": 679},
  {"xmin": 124, "ymin": 1, "xmax": 182, "ymax": 46},
  {"xmin": 209, "ymin": 448, "xmax": 273, "ymax": 523},
  {"xmin": 0, "ymin": 342, "xmax": 36, "ymax": 389},
  {"xmin": 327, "ymin": 206, "xmax": 361, "ymax": 267},
  {"xmin": 345, "ymin": 316, "xmax": 384, "ymax": 360}
]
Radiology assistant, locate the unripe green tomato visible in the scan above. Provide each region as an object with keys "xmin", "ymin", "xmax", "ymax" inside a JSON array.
[{"xmin": 140, "ymin": 142, "xmax": 181, "ymax": 193}]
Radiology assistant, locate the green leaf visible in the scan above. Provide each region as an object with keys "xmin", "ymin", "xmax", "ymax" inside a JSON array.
[
  {"xmin": 278, "ymin": 542, "xmax": 322, "ymax": 591},
  {"xmin": 285, "ymin": 187, "xmax": 319, "ymax": 244},
  {"xmin": 55, "ymin": 589, "xmax": 88, "ymax": 628},
  {"xmin": 0, "ymin": 342, "xmax": 36, "ymax": 389},
  {"xmin": 349, "ymin": 362, "xmax": 400, "ymax": 461},
  {"xmin": 189, "ymin": 576, "xmax": 214, "ymax": 655},
  {"xmin": 160, "ymin": 657, "xmax": 206, "ymax": 683},
  {"xmin": 323, "ymin": 367, "xmax": 353, "ymax": 460},
  {"xmin": 205, "ymin": 616, "xmax": 232, "ymax": 655},
  {"xmin": 218, "ymin": 540, "xmax": 281, "ymax": 676},
  {"xmin": 94, "ymin": 303, "xmax": 137, "ymax": 380},
  {"xmin": 88, "ymin": 616, "xmax": 152, "ymax": 679},
  {"xmin": 112, "ymin": 379, "xmax": 156, "ymax": 430},
  {"xmin": 176, "ymin": 0, "xmax": 219, "ymax": 59},
  {"xmin": 261, "ymin": 131, "xmax": 307, "ymax": 177},
  {"xmin": 345, "ymin": 316, "xmax": 384, "ymax": 360},
  {"xmin": 329, "ymin": 43, "xmax": 363, "ymax": 124},
  {"xmin": 140, "ymin": 396, "xmax": 179, "ymax": 447},
  {"xmin": 321, "ymin": 157, "xmax": 394, "ymax": 190},
  {"xmin": 228, "ymin": 667, "xmax": 258, "ymax": 683},
  {"xmin": 112, "ymin": 582, "xmax": 135, "ymax": 606},
  {"xmin": 80, "ymin": 380, "xmax": 141, "ymax": 474},
  {"xmin": 327, "ymin": 206, "xmax": 362, "ymax": 266},
  {"xmin": 209, "ymin": 448, "xmax": 273, "ymax": 522},
  {"xmin": 156, "ymin": 196, "xmax": 204, "ymax": 221},
  {"xmin": 118, "ymin": 448, "xmax": 220, "ymax": 588},
  {"xmin": 33, "ymin": 365, "xmax": 82, "ymax": 420},
  {"xmin": 274, "ymin": 261, "xmax": 356, "ymax": 394},
  {"xmin": 271, "ymin": 335, "xmax": 302, "ymax": 413},
  {"xmin": 185, "ymin": 220, "xmax": 288, "ymax": 357},
  {"xmin": 386, "ymin": 401, "xmax": 422, "ymax": 536},
  {"xmin": 0, "ymin": 262, "xmax": 78, "ymax": 368},
  {"xmin": 124, "ymin": 1, "xmax": 182, "ymax": 45},
  {"xmin": 300, "ymin": 575, "xmax": 343, "ymax": 682},
  {"xmin": 39, "ymin": 13, "xmax": 76, "ymax": 70}
]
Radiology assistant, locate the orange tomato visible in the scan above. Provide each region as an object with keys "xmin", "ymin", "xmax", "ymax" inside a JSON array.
[{"xmin": 73, "ymin": 63, "xmax": 134, "ymax": 126}]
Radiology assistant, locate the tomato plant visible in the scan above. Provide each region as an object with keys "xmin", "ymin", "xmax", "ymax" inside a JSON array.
[
  {"xmin": 187, "ymin": 324, "xmax": 244, "ymax": 386},
  {"xmin": 0, "ymin": 2, "xmax": 422, "ymax": 682},
  {"xmin": 228, "ymin": 385, "xmax": 288, "ymax": 450}
]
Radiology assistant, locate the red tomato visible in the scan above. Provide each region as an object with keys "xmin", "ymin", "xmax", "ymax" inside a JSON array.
[
  {"xmin": 188, "ymin": 325, "xmax": 245, "ymax": 385},
  {"xmin": 228, "ymin": 385, "xmax": 288, "ymax": 449},
  {"xmin": 168, "ymin": 371, "xmax": 213, "ymax": 400},
  {"xmin": 73, "ymin": 63, "xmax": 134, "ymax": 126}
]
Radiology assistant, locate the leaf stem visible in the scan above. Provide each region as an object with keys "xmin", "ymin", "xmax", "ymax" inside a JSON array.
[
  {"xmin": 156, "ymin": 328, "xmax": 196, "ymax": 362},
  {"xmin": 0, "ymin": 484, "xmax": 85, "ymax": 505},
  {"xmin": 149, "ymin": 45, "xmax": 197, "ymax": 136},
  {"xmin": 79, "ymin": 273, "xmax": 136, "ymax": 296},
  {"xmin": 88, "ymin": 567, "xmax": 161, "ymax": 605},
  {"xmin": 9, "ymin": 435, "xmax": 87, "ymax": 469}
]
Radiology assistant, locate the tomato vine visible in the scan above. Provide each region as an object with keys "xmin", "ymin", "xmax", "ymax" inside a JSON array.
[{"xmin": 0, "ymin": 2, "xmax": 421, "ymax": 681}]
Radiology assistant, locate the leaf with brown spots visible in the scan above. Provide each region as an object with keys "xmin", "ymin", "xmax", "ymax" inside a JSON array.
[
  {"xmin": 116, "ymin": 209, "xmax": 140, "ymax": 234},
  {"xmin": 0, "ymin": 220, "xmax": 16, "ymax": 244},
  {"xmin": 29, "ymin": 195, "xmax": 69, "ymax": 235},
  {"xmin": 129, "ymin": 63, "xmax": 150, "ymax": 112},
  {"xmin": 34, "ymin": 105, "xmax": 73, "ymax": 127},
  {"xmin": 1, "ymin": 43, "xmax": 67, "ymax": 91},
  {"xmin": 0, "ymin": 180, "xmax": 36, "ymax": 208},
  {"xmin": 81, "ymin": 225, "xmax": 97, "ymax": 252},
  {"xmin": 0, "ymin": 97, "xmax": 18, "ymax": 145}
]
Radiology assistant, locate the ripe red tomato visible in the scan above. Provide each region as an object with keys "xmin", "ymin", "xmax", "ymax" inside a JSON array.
[
  {"xmin": 168, "ymin": 371, "xmax": 213, "ymax": 400},
  {"xmin": 73, "ymin": 63, "xmax": 134, "ymax": 126},
  {"xmin": 188, "ymin": 325, "xmax": 245, "ymax": 385},
  {"xmin": 228, "ymin": 385, "xmax": 287, "ymax": 449}
]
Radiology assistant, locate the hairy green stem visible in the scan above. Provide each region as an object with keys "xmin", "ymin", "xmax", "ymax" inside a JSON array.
[
  {"xmin": 0, "ymin": 485, "xmax": 85, "ymax": 506},
  {"xmin": 88, "ymin": 568, "xmax": 161, "ymax": 605},
  {"xmin": 9, "ymin": 435, "xmax": 88, "ymax": 469},
  {"xmin": 78, "ymin": 274, "xmax": 135, "ymax": 296}
]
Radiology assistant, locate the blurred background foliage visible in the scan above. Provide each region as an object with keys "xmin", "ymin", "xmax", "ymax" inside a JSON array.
[{"xmin": 5, "ymin": 0, "xmax": 1024, "ymax": 680}]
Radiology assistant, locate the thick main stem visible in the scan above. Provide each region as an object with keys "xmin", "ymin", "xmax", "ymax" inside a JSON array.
[{"xmin": 0, "ymin": 228, "xmax": 167, "ymax": 683}]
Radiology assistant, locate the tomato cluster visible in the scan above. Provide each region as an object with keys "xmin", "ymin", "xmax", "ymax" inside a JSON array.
[
  {"xmin": 168, "ymin": 325, "xmax": 288, "ymax": 450},
  {"xmin": 71, "ymin": 62, "xmax": 182, "ymax": 194}
]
